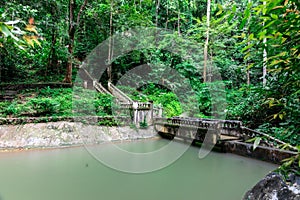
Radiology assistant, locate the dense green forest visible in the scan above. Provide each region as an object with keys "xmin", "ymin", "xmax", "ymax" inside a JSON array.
[{"xmin": 0, "ymin": 0, "xmax": 299, "ymax": 149}]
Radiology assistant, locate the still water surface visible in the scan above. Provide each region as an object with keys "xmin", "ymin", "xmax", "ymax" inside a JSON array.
[{"xmin": 0, "ymin": 139, "xmax": 277, "ymax": 200}]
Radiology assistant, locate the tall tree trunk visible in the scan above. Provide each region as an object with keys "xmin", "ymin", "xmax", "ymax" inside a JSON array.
[
  {"xmin": 177, "ymin": 1, "xmax": 181, "ymax": 35},
  {"xmin": 247, "ymin": 38, "xmax": 251, "ymax": 85},
  {"xmin": 47, "ymin": 28, "xmax": 58, "ymax": 75},
  {"xmin": 155, "ymin": 0, "xmax": 161, "ymax": 27},
  {"xmin": 47, "ymin": 3, "xmax": 58, "ymax": 77},
  {"xmin": 247, "ymin": 0, "xmax": 251, "ymax": 85},
  {"xmin": 203, "ymin": 0, "xmax": 211, "ymax": 82},
  {"xmin": 247, "ymin": 66, "xmax": 250, "ymax": 85},
  {"xmin": 208, "ymin": 45, "xmax": 213, "ymax": 82},
  {"xmin": 108, "ymin": 0, "xmax": 113, "ymax": 82},
  {"xmin": 262, "ymin": 1, "xmax": 267, "ymax": 87},
  {"xmin": 262, "ymin": 38, "xmax": 267, "ymax": 87},
  {"xmin": 64, "ymin": 0, "xmax": 88, "ymax": 83},
  {"xmin": 65, "ymin": 0, "xmax": 76, "ymax": 83},
  {"xmin": 165, "ymin": 1, "xmax": 169, "ymax": 28}
]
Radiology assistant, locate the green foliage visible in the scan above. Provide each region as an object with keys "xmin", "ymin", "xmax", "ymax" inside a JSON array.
[
  {"xmin": 145, "ymin": 91, "xmax": 182, "ymax": 118},
  {"xmin": 0, "ymin": 1, "xmax": 41, "ymax": 49},
  {"xmin": 130, "ymin": 123, "xmax": 138, "ymax": 131},
  {"xmin": 257, "ymin": 123, "xmax": 300, "ymax": 147},
  {"xmin": 3, "ymin": 102, "xmax": 19, "ymax": 116},
  {"xmin": 246, "ymin": 137, "xmax": 262, "ymax": 150},
  {"xmin": 98, "ymin": 119, "xmax": 115, "ymax": 127},
  {"xmin": 276, "ymin": 149, "xmax": 300, "ymax": 179},
  {"xmin": 139, "ymin": 116, "xmax": 148, "ymax": 129},
  {"xmin": 118, "ymin": 84, "xmax": 182, "ymax": 117},
  {"xmin": 29, "ymin": 98, "xmax": 60, "ymax": 116},
  {"xmin": 33, "ymin": 87, "xmax": 73, "ymax": 116},
  {"xmin": 94, "ymin": 93, "xmax": 113, "ymax": 116},
  {"xmin": 0, "ymin": 87, "xmax": 112, "ymax": 118},
  {"xmin": 163, "ymin": 98, "xmax": 182, "ymax": 118},
  {"xmin": 231, "ymin": 0, "xmax": 300, "ymax": 145},
  {"xmin": 0, "ymin": 0, "xmax": 299, "ymax": 157},
  {"xmin": 226, "ymin": 85, "xmax": 263, "ymax": 123}
]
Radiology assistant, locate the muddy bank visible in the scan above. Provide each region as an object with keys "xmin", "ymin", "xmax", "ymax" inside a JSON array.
[{"xmin": 0, "ymin": 122, "xmax": 157, "ymax": 150}]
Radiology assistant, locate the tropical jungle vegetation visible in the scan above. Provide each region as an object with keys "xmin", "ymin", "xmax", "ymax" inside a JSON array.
[{"xmin": 0, "ymin": 0, "xmax": 299, "ymax": 170}]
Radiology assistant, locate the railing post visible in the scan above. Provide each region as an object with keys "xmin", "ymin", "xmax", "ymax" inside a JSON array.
[
  {"xmin": 149, "ymin": 101, "xmax": 154, "ymax": 125},
  {"xmin": 158, "ymin": 107, "xmax": 163, "ymax": 117},
  {"xmin": 83, "ymin": 81, "xmax": 87, "ymax": 89},
  {"xmin": 132, "ymin": 101, "xmax": 138, "ymax": 126}
]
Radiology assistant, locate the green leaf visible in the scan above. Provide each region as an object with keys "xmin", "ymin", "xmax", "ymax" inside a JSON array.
[
  {"xmin": 241, "ymin": 43, "xmax": 254, "ymax": 52},
  {"xmin": 244, "ymin": 8, "xmax": 250, "ymax": 19},
  {"xmin": 232, "ymin": 5, "xmax": 237, "ymax": 13},
  {"xmin": 246, "ymin": 137, "xmax": 256, "ymax": 143},
  {"xmin": 228, "ymin": 13, "xmax": 234, "ymax": 23},
  {"xmin": 0, "ymin": 23, "xmax": 12, "ymax": 37},
  {"xmin": 216, "ymin": 10, "xmax": 222, "ymax": 16},
  {"xmin": 264, "ymin": 21, "xmax": 276, "ymax": 29},
  {"xmin": 247, "ymin": 1, "xmax": 253, "ymax": 9},
  {"xmin": 281, "ymin": 37, "xmax": 287, "ymax": 44},
  {"xmin": 282, "ymin": 157, "xmax": 293, "ymax": 163},
  {"xmin": 279, "ymin": 113, "xmax": 284, "ymax": 120},
  {"xmin": 263, "ymin": 7, "xmax": 267, "ymax": 15},
  {"xmin": 244, "ymin": 52, "xmax": 251, "ymax": 60},
  {"xmin": 271, "ymin": 14, "xmax": 278, "ymax": 20},
  {"xmin": 246, "ymin": 63, "xmax": 254, "ymax": 70},
  {"xmin": 270, "ymin": 59, "xmax": 284, "ymax": 66},
  {"xmin": 216, "ymin": 4, "xmax": 223, "ymax": 16},
  {"xmin": 239, "ymin": 18, "xmax": 247, "ymax": 30},
  {"xmin": 258, "ymin": 30, "xmax": 267, "ymax": 40},
  {"xmin": 13, "ymin": 41, "xmax": 25, "ymax": 50},
  {"xmin": 280, "ymin": 143, "xmax": 289, "ymax": 150},
  {"xmin": 253, "ymin": 137, "xmax": 261, "ymax": 150},
  {"xmin": 249, "ymin": 33, "xmax": 254, "ymax": 40},
  {"xmin": 283, "ymin": 159, "xmax": 294, "ymax": 167}
]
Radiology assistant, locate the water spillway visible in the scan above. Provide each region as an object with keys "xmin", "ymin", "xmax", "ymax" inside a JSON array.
[{"xmin": 0, "ymin": 139, "xmax": 277, "ymax": 200}]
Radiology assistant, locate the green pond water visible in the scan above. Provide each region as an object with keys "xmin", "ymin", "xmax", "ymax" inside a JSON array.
[{"xmin": 0, "ymin": 139, "xmax": 277, "ymax": 200}]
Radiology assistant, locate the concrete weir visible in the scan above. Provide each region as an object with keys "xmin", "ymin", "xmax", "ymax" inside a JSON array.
[
  {"xmin": 223, "ymin": 141, "xmax": 297, "ymax": 164},
  {"xmin": 154, "ymin": 117, "xmax": 297, "ymax": 164}
]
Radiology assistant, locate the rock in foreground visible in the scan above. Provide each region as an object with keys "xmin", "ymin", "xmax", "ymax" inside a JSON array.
[{"xmin": 243, "ymin": 172, "xmax": 300, "ymax": 200}]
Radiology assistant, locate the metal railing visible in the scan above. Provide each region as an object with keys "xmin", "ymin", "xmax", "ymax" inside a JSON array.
[
  {"xmin": 108, "ymin": 82, "xmax": 133, "ymax": 103},
  {"xmin": 94, "ymin": 81, "xmax": 111, "ymax": 95},
  {"xmin": 241, "ymin": 126, "xmax": 297, "ymax": 151},
  {"xmin": 154, "ymin": 117, "xmax": 242, "ymax": 131},
  {"xmin": 79, "ymin": 68, "xmax": 111, "ymax": 95},
  {"xmin": 153, "ymin": 117, "xmax": 297, "ymax": 151}
]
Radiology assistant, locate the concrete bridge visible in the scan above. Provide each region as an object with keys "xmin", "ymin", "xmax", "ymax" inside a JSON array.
[
  {"xmin": 153, "ymin": 116, "xmax": 297, "ymax": 164},
  {"xmin": 78, "ymin": 68, "xmax": 297, "ymax": 164},
  {"xmin": 154, "ymin": 117, "xmax": 242, "ymax": 144}
]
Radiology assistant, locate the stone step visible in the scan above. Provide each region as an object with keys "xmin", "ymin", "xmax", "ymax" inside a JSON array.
[{"xmin": 0, "ymin": 90, "xmax": 18, "ymax": 101}]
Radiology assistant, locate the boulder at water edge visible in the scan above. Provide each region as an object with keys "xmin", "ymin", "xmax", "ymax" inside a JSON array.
[{"xmin": 243, "ymin": 172, "xmax": 300, "ymax": 200}]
